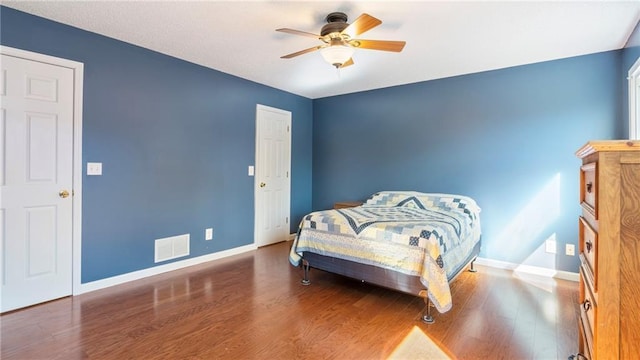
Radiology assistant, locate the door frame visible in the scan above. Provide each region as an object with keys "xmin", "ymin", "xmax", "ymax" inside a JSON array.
[
  {"xmin": 254, "ymin": 104, "xmax": 291, "ymax": 246},
  {"xmin": 629, "ymin": 56, "xmax": 640, "ymax": 140},
  {"xmin": 1, "ymin": 46, "xmax": 84, "ymax": 295}
]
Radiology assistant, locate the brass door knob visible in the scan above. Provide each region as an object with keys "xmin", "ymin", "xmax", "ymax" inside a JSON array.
[
  {"xmin": 59, "ymin": 190, "xmax": 70, "ymax": 198},
  {"xmin": 259, "ymin": 182, "xmax": 266, "ymax": 188}
]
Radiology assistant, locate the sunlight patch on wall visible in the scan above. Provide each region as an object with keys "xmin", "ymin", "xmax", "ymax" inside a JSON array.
[
  {"xmin": 491, "ymin": 174, "xmax": 561, "ymax": 262},
  {"xmin": 516, "ymin": 233, "xmax": 558, "ymax": 271},
  {"xmin": 513, "ymin": 237, "xmax": 558, "ymax": 293}
]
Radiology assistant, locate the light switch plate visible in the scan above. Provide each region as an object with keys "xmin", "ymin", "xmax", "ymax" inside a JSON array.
[
  {"xmin": 87, "ymin": 162, "xmax": 102, "ymax": 176},
  {"xmin": 205, "ymin": 228, "xmax": 213, "ymax": 241},
  {"xmin": 248, "ymin": 165, "xmax": 254, "ymax": 176}
]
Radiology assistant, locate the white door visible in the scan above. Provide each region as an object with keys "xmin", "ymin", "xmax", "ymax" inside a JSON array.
[
  {"xmin": 1, "ymin": 54, "xmax": 74, "ymax": 312},
  {"xmin": 254, "ymin": 105, "xmax": 291, "ymax": 247},
  {"xmin": 629, "ymin": 56, "xmax": 640, "ymax": 140}
]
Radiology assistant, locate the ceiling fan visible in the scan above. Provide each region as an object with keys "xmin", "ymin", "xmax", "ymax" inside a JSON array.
[{"xmin": 276, "ymin": 12, "xmax": 406, "ymax": 69}]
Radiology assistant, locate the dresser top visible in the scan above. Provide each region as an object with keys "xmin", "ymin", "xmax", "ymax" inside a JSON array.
[{"xmin": 576, "ymin": 140, "xmax": 640, "ymax": 158}]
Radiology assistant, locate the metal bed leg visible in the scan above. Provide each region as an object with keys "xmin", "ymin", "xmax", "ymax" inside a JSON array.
[
  {"xmin": 301, "ymin": 259, "xmax": 311, "ymax": 286},
  {"xmin": 468, "ymin": 258, "xmax": 478, "ymax": 273},
  {"xmin": 422, "ymin": 298, "xmax": 435, "ymax": 324}
]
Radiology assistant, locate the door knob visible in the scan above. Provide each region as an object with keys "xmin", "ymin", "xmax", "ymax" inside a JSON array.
[
  {"xmin": 59, "ymin": 190, "xmax": 70, "ymax": 198},
  {"xmin": 260, "ymin": 182, "xmax": 266, "ymax": 188}
]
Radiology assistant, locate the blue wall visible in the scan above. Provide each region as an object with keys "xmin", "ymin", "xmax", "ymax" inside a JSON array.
[
  {"xmin": 312, "ymin": 52, "xmax": 621, "ymax": 272},
  {"xmin": 2, "ymin": 5, "xmax": 632, "ymax": 278},
  {"xmin": 621, "ymin": 20, "xmax": 640, "ymax": 137},
  {"xmin": 0, "ymin": 7, "xmax": 313, "ymax": 282}
]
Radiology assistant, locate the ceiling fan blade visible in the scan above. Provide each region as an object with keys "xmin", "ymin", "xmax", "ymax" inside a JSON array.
[
  {"xmin": 340, "ymin": 58, "xmax": 354, "ymax": 68},
  {"xmin": 341, "ymin": 13, "xmax": 382, "ymax": 38},
  {"xmin": 276, "ymin": 28, "xmax": 321, "ymax": 39},
  {"xmin": 350, "ymin": 39, "xmax": 406, "ymax": 52},
  {"xmin": 280, "ymin": 45, "xmax": 323, "ymax": 59}
]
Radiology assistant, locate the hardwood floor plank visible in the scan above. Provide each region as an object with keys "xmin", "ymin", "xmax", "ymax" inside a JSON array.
[{"xmin": 1, "ymin": 241, "xmax": 578, "ymax": 359}]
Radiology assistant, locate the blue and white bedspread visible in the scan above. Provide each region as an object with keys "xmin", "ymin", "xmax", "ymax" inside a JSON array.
[{"xmin": 289, "ymin": 191, "xmax": 482, "ymax": 313}]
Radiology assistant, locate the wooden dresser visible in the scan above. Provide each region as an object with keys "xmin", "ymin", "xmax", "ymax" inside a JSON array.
[{"xmin": 574, "ymin": 140, "xmax": 640, "ymax": 360}]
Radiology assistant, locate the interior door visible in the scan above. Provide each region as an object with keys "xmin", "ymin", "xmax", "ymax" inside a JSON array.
[
  {"xmin": 630, "ymin": 56, "xmax": 640, "ymax": 140},
  {"xmin": 254, "ymin": 105, "xmax": 291, "ymax": 247},
  {"xmin": 1, "ymin": 54, "xmax": 74, "ymax": 312}
]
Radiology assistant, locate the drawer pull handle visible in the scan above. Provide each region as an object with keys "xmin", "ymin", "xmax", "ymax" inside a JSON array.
[
  {"xmin": 583, "ymin": 299, "xmax": 592, "ymax": 312},
  {"xmin": 586, "ymin": 182, "xmax": 593, "ymax": 193},
  {"xmin": 586, "ymin": 241, "xmax": 593, "ymax": 253}
]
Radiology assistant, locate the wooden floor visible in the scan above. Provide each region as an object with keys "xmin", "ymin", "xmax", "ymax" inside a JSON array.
[{"xmin": 1, "ymin": 241, "xmax": 578, "ymax": 359}]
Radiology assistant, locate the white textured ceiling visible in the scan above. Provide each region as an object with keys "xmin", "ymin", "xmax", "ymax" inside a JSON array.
[{"xmin": 4, "ymin": 1, "xmax": 640, "ymax": 99}]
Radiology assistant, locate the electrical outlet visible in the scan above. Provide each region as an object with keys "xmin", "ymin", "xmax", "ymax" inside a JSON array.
[
  {"xmin": 566, "ymin": 244, "xmax": 575, "ymax": 256},
  {"xmin": 205, "ymin": 228, "xmax": 213, "ymax": 240},
  {"xmin": 545, "ymin": 239, "xmax": 557, "ymax": 254}
]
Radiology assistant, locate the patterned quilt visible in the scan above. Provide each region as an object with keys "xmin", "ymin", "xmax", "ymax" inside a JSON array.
[{"xmin": 289, "ymin": 191, "xmax": 482, "ymax": 313}]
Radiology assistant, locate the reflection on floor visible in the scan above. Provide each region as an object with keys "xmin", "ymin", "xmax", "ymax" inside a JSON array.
[{"xmin": 1, "ymin": 241, "xmax": 578, "ymax": 359}]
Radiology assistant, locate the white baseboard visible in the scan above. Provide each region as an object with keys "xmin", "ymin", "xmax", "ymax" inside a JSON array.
[
  {"xmin": 73, "ymin": 243, "xmax": 577, "ymax": 297},
  {"xmin": 74, "ymin": 243, "xmax": 257, "ymax": 295},
  {"xmin": 288, "ymin": 233, "xmax": 296, "ymax": 241},
  {"xmin": 475, "ymin": 257, "xmax": 579, "ymax": 282}
]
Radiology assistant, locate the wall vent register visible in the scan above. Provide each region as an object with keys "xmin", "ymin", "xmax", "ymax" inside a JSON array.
[{"xmin": 154, "ymin": 234, "xmax": 190, "ymax": 263}]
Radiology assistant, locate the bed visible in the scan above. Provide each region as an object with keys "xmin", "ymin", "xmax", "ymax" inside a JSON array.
[{"xmin": 289, "ymin": 191, "xmax": 482, "ymax": 323}]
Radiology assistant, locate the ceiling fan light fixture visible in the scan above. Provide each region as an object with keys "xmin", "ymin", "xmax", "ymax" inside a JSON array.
[
  {"xmin": 277, "ymin": 12, "xmax": 404, "ymax": 69},
  {"xmin": 320, "ymin": 45, "xmax": 354, "ymax": 68}
]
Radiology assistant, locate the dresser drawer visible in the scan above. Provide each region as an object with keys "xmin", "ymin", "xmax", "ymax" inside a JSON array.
[
  {"xmin": 580, "ymin": 162, "xmax": 597, "ymax": 218},
  {"xmin": 580, "ymin": 267, "xmax": 596, "ymax": 348},
  {"xmin": 579, "ymin": 311, "xmax": 593, "ymax": 360},
  {"xmin": 579, "ymin": 216, "xmax": 598, "ymax": 291}
]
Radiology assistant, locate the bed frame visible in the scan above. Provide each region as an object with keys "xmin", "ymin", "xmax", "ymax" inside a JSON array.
[{"xmin": 298, "ymin": 240, "xmax": 481, "ymax": 324}]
